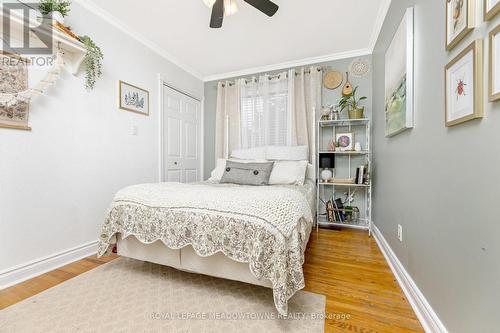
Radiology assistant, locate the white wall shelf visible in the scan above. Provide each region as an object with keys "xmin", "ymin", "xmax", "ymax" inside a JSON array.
[
  {"xmin": 319, "ymin": 182, "xmax": 371, "ymax": 187},
  {"xmin": 1, "ymin": 10, "xmax": 87, "ymax": 75},
  {"xmin": 318, "ymin": 150, "xmax": 369, "ymax": 155},
  {"xmin": 319, "ymin": 118, "xmax": 370, "ymax": 127},
  {"xmin": 316, "ymin": 118, "xmax": 372, "ymax": 235},
  {"xmin": 317, "ymin": 216, "xmax": 370, "ymax": 231}
]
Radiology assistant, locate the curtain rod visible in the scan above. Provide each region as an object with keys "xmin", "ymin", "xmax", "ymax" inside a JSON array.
[{"xmin": 221, "ymin": 67, "xmax": 322, "ymax": 87}]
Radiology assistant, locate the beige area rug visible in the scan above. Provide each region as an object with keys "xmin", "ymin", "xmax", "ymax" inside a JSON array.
[{"xmin": 0, "ymin": 257, "xmax": 325, "ymax": 333}]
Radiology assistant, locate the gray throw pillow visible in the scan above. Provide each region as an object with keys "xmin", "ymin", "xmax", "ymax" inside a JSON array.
[{"xmin": 220, "ymin": 161, "xmax": 274, "ymax": 186}]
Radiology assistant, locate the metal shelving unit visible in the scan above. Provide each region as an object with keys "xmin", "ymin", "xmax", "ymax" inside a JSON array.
[{"xmin": 316, "ymin": 118, "xmax": 372, "ymax": 235}]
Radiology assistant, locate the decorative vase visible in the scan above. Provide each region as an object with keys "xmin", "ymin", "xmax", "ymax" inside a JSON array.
[
  {"xmin": 348, "ymin": 107, "xmax": 364, "ymax": 119},
  {"xmin": 327, "ymin": 139, "xmax": 336, "ymax": 151},
  {"xmin": 49, "ymin": 11, "xmax": 64, "ymax": 23}
]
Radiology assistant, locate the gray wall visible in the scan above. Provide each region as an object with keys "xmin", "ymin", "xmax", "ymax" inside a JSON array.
[
  {"xmin": 372, "ymin": 1, "xmax": 500, "ymax": 332},
  {"xmin": 203, "ymin": 56, "xmax": 373, "ymax": 178}
]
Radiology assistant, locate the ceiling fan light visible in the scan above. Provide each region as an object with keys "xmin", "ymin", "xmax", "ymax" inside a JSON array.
[
  {"xmin": 224, "ymin": 0, "xmax": 239, "ymax": 16},
  {"xmin": 203, "ymin": 0, "xmax": 217, "ymax": 7}
]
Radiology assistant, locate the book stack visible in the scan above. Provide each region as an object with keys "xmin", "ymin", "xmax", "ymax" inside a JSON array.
[
  {"xmin": 355, "ymin": 164, "xmax": 369, "ymax": 185},
  {"xmin": 333, "ymin": 198, "xmax": 345, "ymax": 222}
]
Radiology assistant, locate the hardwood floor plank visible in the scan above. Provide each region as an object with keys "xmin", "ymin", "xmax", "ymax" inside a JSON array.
[{"xmin": 0, "ymin": 230, "xmax": 423, "ymax": 332}]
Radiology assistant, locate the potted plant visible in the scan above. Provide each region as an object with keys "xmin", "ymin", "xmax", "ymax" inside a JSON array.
[
  {"xmin": 38, "ymin": 0, "xmax": 71, "ymax": 24},
  {"xmin": 338, "ymin": 86, "xmax": 367, "ymax": 119},
  {"xmin": 79, "ymin": 35, "xmax": 103, "ymax": 90}
]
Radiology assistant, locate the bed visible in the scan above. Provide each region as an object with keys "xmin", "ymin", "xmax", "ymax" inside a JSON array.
[{"xmin": 97, "ymin": 159, "xmax": 315, "ymax": 315}]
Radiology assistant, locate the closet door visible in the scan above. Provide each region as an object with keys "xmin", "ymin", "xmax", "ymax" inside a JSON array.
[{"xmin": 163, "ymin": 86, "xmax": 201, "ymax": 183}]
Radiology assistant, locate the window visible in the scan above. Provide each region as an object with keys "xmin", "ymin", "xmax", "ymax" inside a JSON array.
[{"xmin": 240, "ymin": 75, "xmax": 290, "ymax": 149}]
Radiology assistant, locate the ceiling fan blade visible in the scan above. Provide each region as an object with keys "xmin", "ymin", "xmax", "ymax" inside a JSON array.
[
  {"xmin": 243, "ymin": 0, "xmax": 279, "ymax": 16},
  {"xmin": 210, "ymin": 0, "xmax": 224, "ymax": 28}
]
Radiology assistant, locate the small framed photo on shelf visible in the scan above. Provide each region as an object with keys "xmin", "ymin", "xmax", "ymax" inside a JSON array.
[
  {"xmin": 118, "ymin": 80, "xmax": 150, "ymax": 116},
  {"xmin": 484, "ymin": 0, "xmax": 500, "ymax": 21},
  {"xmin": 335, "ymin": 133, "xmax": 353, "ymax": 151},
  {"xmin": 444, "ymin": 40, "xmax": 483, "ymax": 127},
  {"xmin": 446, "ymin": 0, "xmax": 475, "ymax": 51},
  {"xmin": 489, "ymin": 24, "xmax": 500, "ymax": 102}
]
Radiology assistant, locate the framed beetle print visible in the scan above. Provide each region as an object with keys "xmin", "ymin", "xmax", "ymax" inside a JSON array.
[{"xmin": 444, "ymin": 40, "xmax": 483, "ymax": 126}]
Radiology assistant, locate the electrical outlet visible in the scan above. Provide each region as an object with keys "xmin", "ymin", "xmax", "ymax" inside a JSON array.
[{"xmin": 397, "ymin": 224, "xmax": 403, "ymax": 242}]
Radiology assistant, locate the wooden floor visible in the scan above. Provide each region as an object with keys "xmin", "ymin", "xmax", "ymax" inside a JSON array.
[{"xmin": 0, "ymin": 229, "xmax": 423, "ymax": 332}]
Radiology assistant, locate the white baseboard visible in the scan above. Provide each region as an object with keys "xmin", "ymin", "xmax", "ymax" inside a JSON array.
[
  {"xmin": 372, "ymin": 225, "xmax": 448, "ymax": 333},
  {"xmin": 0, "ymin": 240, "xmax": 98, "ymax": 290}
]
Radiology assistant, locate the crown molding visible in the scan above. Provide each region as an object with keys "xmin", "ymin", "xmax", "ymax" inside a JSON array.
[
  {"xmin": 368, "ymin": 0, "xmax": 392, "ymax": 52},
  {"xmin": 74, "ymin": 0, "xmax": 203, "ymax": 80},
  {"xmin": 202, "ymin": 48, "xmax": 372, "ymax": 82}
]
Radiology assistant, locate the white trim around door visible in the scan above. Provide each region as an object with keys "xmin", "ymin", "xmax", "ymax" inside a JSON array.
[{"xmin": 158, "ymin": 74, "xmax": 204, "ymax": 183}]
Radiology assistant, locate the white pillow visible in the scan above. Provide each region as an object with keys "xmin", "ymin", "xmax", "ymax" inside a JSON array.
[
  {"xmin": 231, "ymin": 147, "xmax": 266, "ymax": 160},
  {"xmin": 209, "ymin": 158, "xmax": 227, "ymax": 182},
  {"xmin": 269, "ymin": 160, "xmax": 308, "ymax": 185},
  {"xmin": 266, "ymin": 145, "xmax": 308, "ymax": 161}
]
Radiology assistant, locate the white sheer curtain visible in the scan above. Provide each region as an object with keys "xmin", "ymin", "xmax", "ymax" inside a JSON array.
[
  {"xmin": 291, "ymin": 67, "xmax": 322, "ymax": 161},
  {"xmin": 240, "ymin": 72, "xmax": 289, "ymax": 149},
  {"xmin": 215, "ymin": 67, "xmax": 322, "ymax": 160},
  {"xmin": 214, "ymin": 81, "xmax": 240, "ymax": 159}
]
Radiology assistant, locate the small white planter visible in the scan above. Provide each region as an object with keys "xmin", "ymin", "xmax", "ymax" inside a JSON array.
[{"xmin": 49, "ymin": 11, "xmax": 64, "ymax": 24}]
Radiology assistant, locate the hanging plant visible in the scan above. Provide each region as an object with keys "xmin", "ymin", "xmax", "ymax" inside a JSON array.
[{"xmin": 79, "ymin": 35, "xmax": 103, "ymax": 90}]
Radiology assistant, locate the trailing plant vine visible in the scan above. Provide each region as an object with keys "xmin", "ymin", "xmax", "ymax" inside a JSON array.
[
  {"xmin": 79, "ymin": 35, "xmax": 103, "ymax": 90},
  {"xmin": 38, "ymin": 0, "xmax": 72, "ymax": 17}
]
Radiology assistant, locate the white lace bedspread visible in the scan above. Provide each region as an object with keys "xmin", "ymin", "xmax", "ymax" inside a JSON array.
[{"xmin": 97, "ymin": 181, "xmax": 314, "ymax": 315}]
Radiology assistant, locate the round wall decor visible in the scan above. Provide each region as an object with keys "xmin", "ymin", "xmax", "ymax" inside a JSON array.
[
  {"xmin": 349, "ymin": 58, "xmax": 371, "ymax": 77},
  {"xmin": 323, "ymin": 70, "xmax": 343, "ymax": 89}
]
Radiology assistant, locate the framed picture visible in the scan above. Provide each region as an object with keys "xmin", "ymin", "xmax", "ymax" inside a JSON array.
[
  {"xmin": 490, "ymin": 24, "xmax": 500, "ymax": 102},
  {"xmin": 0, "ymin": 51, "xmax": 31, "ymax": 130},
  {"xmin": 444, "ymin": 40, "xmax": 483, "ymax": 126},
  {"xmin": 446, "ymin": 0, "xmax": 475, "ymax": 51},
  {"xmin": 384, "ymin": 7, "xmax": 414, "ymax": 137},
  {"xmin": 336, "ymin": 133, "xmax": 353, "ymax": 151},
  {"xmin": 118, "ymin": 80, "xmax": 149, "ymax": 115},
  {"xmin": 484, "ymin": 0, "xmax": 500, "ymax": 21}
]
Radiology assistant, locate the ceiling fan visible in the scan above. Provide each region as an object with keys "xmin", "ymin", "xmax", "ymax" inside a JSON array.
[{"xmin": 203, "ymin": 0, "xmax": 279, "ymax": 28}]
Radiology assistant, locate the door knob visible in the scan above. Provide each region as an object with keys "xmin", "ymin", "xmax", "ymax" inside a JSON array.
[{"xmin": 174, "ymin": 161, "xmax": 178, "ymax": 165}]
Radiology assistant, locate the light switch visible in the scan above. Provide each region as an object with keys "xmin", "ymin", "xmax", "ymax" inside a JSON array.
[{"xmin": 131, "ymin": 125, "xmax": 138, "ymax": 136}]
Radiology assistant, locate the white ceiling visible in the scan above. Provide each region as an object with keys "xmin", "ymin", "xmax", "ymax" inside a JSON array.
[{"xmin": 78, "ymin": 0, "xmax": 390, "ymax": 81}]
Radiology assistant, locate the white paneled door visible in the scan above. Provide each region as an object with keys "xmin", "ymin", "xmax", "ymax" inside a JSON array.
[{"xmin": 163, "ymin": 85, "xmax": 201, "ymax": 183}]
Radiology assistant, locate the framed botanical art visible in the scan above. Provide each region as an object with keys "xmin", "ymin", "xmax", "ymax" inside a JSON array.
[
  {"xmin": 489, "ymin": 24, "xmax": 500, "ymax": 102},
  {"xmin": 446, "ymin": 0, "xmax": 475, "ymax": 51},
  {"xmin": 444, "ymin": 40, "xmax": 483, "ymax": 126},
  {"xmin": 0, "ymin": 52, "xmax": 31, "ymax": 130},
  {"xmin": 384, "ymin": 7, "xmax": 414, "ymax": 137},
  {"xmin": 484, "ymin": 0, "xmax": 500, "ymax": 21},
  {"xmin": 118, "ymin": 80, "xmax": 149, "ymax": 116}
]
